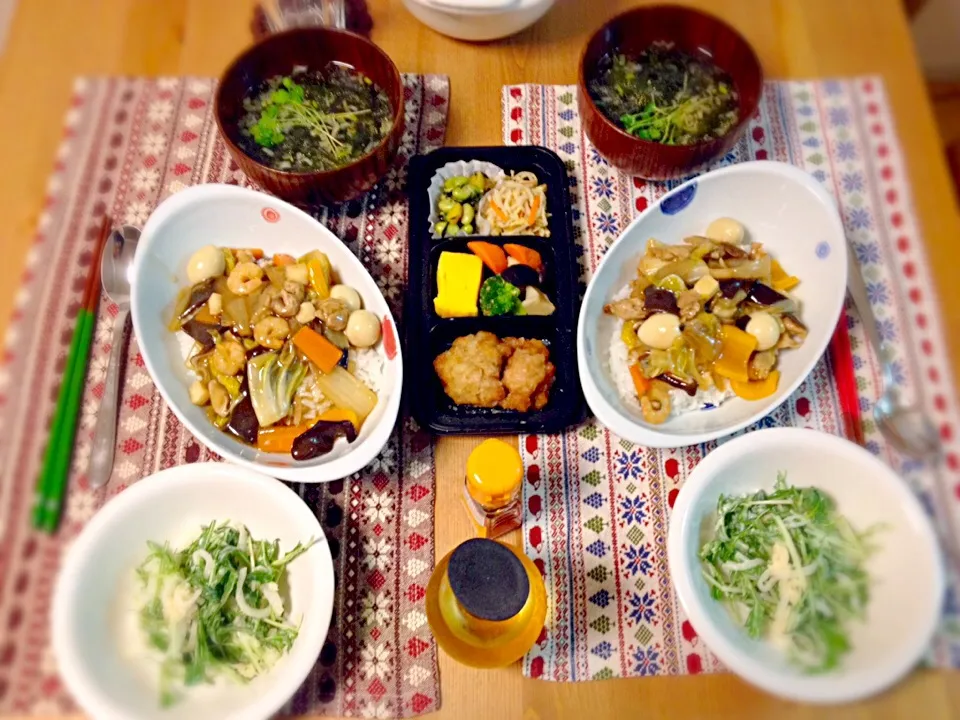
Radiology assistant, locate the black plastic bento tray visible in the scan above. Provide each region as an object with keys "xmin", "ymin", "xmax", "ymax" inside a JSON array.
[{"xmin": 406, "ymin": 146, "xmax": 584, "ymax": 435}]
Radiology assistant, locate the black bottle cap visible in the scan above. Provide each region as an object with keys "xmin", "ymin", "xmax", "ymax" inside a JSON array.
[{"xmin": 447, "ymin": 538, "xmax": 530, "ymax": 622}]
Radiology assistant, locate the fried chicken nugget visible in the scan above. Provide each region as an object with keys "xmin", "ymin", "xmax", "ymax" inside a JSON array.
[
  {"xmin": 433, "ymin": 331, "xmax": 508, "ymax": 407},
  {"xmin": 500, "ymin": 338, "xmax": 556, "ymax": 412}
]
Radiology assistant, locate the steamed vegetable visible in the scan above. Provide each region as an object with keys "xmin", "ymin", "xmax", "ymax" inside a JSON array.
[
  {"xmin": 479, "ymin": 276, "xmax": 522, "ymax": 316},
  {"xmin": 246, "ymin": 343, "xmax": 307, "ymax": 427},
  {"xmin": 699, "ymin": 474, "xmax": 875, "ymax": 672},
  {"xmin": 136, "ymin": 521, "xmax": 318, "ymax": 707},
  {"xmin": 467, "ymin": 241, "xmax": 508, "ymax": 274}
]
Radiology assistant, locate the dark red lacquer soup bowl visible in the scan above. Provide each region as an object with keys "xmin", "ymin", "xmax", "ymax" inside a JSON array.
[
  {"xmin": 578, "ymin": 6, "xmax": 763, "ymax": 179},
  {"xmin": 216, "ymin": 27, "xmax": 405, "ymax": 207}
]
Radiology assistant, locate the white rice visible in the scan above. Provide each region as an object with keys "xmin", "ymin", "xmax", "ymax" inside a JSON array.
[
  {"xmin": 351, "ymin": 347, "xmax": 385, "ymax": 396},
  {"xmin": 607, "ymin": 283, "xmax": 733, "ymax": 420}
]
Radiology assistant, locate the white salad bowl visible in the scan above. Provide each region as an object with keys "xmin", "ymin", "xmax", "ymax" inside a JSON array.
[
  {"xmin": 131, "ymin": 184, "xmax": 402, "ymax": 482},
  {"xmin": 577, "ymin": 161, "xmax": 847, "ymax": 448},
  {"xmin": 52, "ymin": 463, "xmax": 335, "ymax": 720},
  {"xmin": 668, "ymin": 428, "xmax": 944, "ymax": 704}
]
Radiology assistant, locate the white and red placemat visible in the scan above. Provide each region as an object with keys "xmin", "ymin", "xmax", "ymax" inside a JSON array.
[
  {"xmin": 502, "ymin": 80, "xmax": 960, "ymax": 681},
  {"xmin": 0, "ymin": 74, "xmax": 449, "ymax": 717}
]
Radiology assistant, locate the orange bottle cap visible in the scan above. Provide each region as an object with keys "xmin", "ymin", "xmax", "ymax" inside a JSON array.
[{"xmin": 466, "ymin": 439, "xmax": 523, "ymax": 504}]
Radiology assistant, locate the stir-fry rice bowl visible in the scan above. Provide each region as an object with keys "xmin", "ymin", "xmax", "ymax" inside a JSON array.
[
  {"xmin": 131, "ymin": 184, "xmax": 402, "ymax": 482},
  {"xmin": 578, "ymin": 162, "xmax": 846, "ymax": 447}
]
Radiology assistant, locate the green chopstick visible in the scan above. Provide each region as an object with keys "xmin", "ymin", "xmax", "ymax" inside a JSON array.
[
  {"xmin": 32, "ymin": 217, "xmax": 110, "ymax": 533},
  {"xmin": 32, "ymin": 310, "xmax": 97, "ymax": 531}
]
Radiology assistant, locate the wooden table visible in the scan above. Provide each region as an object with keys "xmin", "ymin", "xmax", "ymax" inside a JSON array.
[{"xmin": 1, "ymin": 0, "xmax": 959, "ymax": 718}]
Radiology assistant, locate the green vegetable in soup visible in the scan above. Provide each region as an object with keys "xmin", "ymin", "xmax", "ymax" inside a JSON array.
[
  {"xmin": 239, "ymin": 65, "xmax": 394, "ymax": 173},
  {"xmin": 589, "ymin": 46, "xmax": 740, "ymax": 145}
]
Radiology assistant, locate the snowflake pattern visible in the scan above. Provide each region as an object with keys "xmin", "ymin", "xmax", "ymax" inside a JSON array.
[
  {"xmin": 614, "ymin": 449, "xmax": 643, "ymax": 480},
  {"xmin": 139, "ymin": 132, "xmax": 166, "ymax": 155},
  {"xmin": 623, "ymin": 544, "xmax": 653, "ymax": 577},
  {"xmin": 632, "ymin": 647, "xmax": 661, "ymax": 676},
  {"xmin": 590, "ymin": 176, "xmax": 615, "ymax": 199},
  {"xmin": 841, "ymin": 172, "xmax": 864, "ymax": 193},
  {"xmin": 361, "ymin": 591, "xmax": 393, "ymax": 627},
  {"xmin": 618, "ymin": 495, "xmax": 647, "ymax": 525},
  {"xmin": 123, "ymin": 200, "xmax": 151, "ymax": 225},
  {"xmin": 626, "ymin": 590, "xmax": 657, "ymax": 625},
  {"xmin": 853, "ymin": 240, "xmax": 880, "ymax": 266},
  {"xmin": 360, "ymin": 643, "xmax": 392, "ymax": 680},
  {"xmin": 845, "ymin": 207, "xmax": 873, "ymax": 230},
  {"xmin": 362, "ymin": 537, "xmax": 395, "ymax": 571},
  {"xmin": 363, "ymin": 491, "xmax": 396, "ymax": 525},
  {"xmin": 594, "ymin": 212, "xmax": 618, "ymax": 235}
]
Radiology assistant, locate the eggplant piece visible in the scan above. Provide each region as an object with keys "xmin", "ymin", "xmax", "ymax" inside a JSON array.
[
  {"xmin": 718, "ymin": 278, "xmax": 755, "ymax": 299},
  {"xmin": 181, "ymin": 319, "xmax": 220, "ymax": 352},
  {"xmin": 746, "ymin": 282, "xmax": 787, "ymax": 306},
  {"xmin": 291, "ymin": 420, "xmax": 357, "ymax": 460},
  {"xmin": 659, "ymin": 372, "xmax": 698, "ymax": 397},
  {"xmin": 500, "ymin": 264, "xmax": 540, "ymax": 292},
  {"xmin": 178, "ymin": 278, "xmax": 216, "ymax": 322},
  {"xmin": 643, "ymin": 286, "xmax": 680, "ymax": 315},
  {"xmin": 226, "ymin": 395, "xmax": 259, "ymax": 445},
  {"xmin": 735, "ymin": 315, "xmax": 751, "ymax": 332}
]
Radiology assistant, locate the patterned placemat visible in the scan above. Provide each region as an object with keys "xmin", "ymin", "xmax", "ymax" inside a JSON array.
[
  {"xmin": 502, "ymin": 79, "xmax": 960, "ymax": 681},
  {"xmin": 0, "ymin": 74, "xmax": 449, "ymax": 717}
]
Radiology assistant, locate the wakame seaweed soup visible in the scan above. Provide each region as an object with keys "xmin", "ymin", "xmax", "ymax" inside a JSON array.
[
  {"xmin": 239, "ymin": 63, "xmax": 393, "ymax": 172},
  {"xmin": 589, "ymin": 44, "xmax": 740, "ymax": 145}
]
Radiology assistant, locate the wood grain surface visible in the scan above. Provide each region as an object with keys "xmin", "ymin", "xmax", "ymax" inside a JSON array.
[{"xmin": 0, "ymin": 1, "xmax": 958, "ymax": 718}]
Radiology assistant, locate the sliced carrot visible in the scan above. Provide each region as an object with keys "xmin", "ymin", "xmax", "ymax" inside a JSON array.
[
  {"xmin": 317, "ymin": 408, "xmax": 361, "ymax": 431},
  {"xmin": 527, "ymin": 194, "xmax": 541, "ymax": 226},
  {"xmin": 503, "ymin": 244, "xmax": 543, "ymax": 273},
  {"xmin": 293, "ymin": 325, "xmax": 343, "ymax": 374},
  {"xmin": 258, "ymin": 424, "xmax": 312, "ymax": 454},
  {"xmin": 467, "ymin": 241, "xmax": 508, "ymax": 274},
  {"xmin": 273, "ymin": 253, "xmax": 296, "ymax": 267},
  {"xmin": 193, "ymin": 305, "xmax": 218, "ymax": 324},
  {"xmin": 629, "ymin": 363, "xmax": 650, "ymax": 399},
  {"xmin": 489, "ymin": 199, "xmax": 509, "ymax": 223},
  {"xmin": 243, "ymin": 248, "xmax": 265, "ymax": 259}
]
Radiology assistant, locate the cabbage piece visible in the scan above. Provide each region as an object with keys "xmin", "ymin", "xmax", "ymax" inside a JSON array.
[{"xmin": 246, "ymin": 342, "xmax": 307, "ymax": 427}]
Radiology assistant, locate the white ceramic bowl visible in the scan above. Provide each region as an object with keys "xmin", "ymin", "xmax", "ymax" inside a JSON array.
[
  {"xmin": 668, "ymin": 428, "xmax": 944, "ymax": 703},
  {"xmin": 578, "ymin": 161, "xmax": 847, "ymax": 448},
  {"xmin": 402, "ymin": 0, "xmax": 554, "ymax": 42},
  {"xmin": 52, "ymin": 463, "xmax": 334, "ymax": 720},
  {"xmin": 131, "ymin": 184, "xmax": 402, "ymax": 482}
]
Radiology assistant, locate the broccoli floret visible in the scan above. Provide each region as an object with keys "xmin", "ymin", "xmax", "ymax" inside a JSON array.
[{"xmin": 479, "ymin": 276, "xmax": 521, "ymax": 316}]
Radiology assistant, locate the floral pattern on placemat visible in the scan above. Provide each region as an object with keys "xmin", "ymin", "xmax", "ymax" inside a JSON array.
[
  {"xmin": 502, "ymin": 80, "xmax": 960, "ymax": 681},
  {"xmin": 0, "ymin": 74, "xmax": 450, "ymax": 718}
]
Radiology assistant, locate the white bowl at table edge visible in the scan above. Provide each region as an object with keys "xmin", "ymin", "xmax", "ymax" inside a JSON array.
[
  {"xmin": 667, "ymin": 428, "xmax": 944, "ymax": 704},
  {"xmin": 52, "ymin": 463, "xmax": 334, "ymax": 720},
  {"xmin": 130, "ymin": 184, "xmax": 402, "ymax": 483},
  {"xmin": 577, "ymin": 161, "xmax": 847, "ymax": 448}
]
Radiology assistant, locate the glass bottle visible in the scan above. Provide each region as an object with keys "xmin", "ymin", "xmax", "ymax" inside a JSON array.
[
  {"xmin": 425, "ymin": 538, "xmax": 547, "ymax": 668},
  {"xmin": 461, "ymin": 439, "xmax": 523, "ymax": 539}
]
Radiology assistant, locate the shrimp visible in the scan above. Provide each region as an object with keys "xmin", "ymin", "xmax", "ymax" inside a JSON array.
[
  {"xmin": 640, "ymin": 380, "xmax": 671, "ymax": 424},
  {"xmin": 254, "ymin": 316, "xmax": 290, "ymax": 350},
  {"xmin": 227, "ymin": 262, "xmax": 264, "ymax": 295},
  {"xmin": 211, "ymin": 338, "xmax": 245, "ymax": 376}
]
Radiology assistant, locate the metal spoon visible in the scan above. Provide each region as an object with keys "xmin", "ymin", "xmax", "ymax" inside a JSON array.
[
  {"xmin": 89, "ymin": 226, "xmax": 140, "ymax": 488},
  {"xmin": 845, "ymin": 244, "xmax": 941, "ymax": 460}
]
